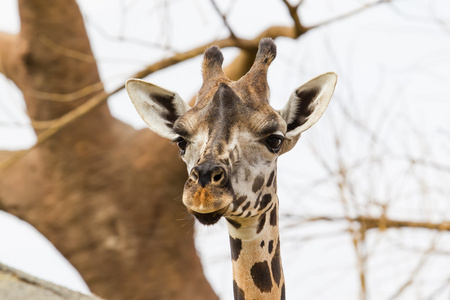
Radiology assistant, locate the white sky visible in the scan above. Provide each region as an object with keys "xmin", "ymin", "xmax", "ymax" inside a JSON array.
[{"xmin": 1, "ymin": 0, "xmax": 450, "ymax": 299}]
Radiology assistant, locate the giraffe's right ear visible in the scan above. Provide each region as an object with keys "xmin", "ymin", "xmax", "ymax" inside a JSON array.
[
  {"xmin": 126, "ymin": 79, "xmax": 191, "ymax": 140},
  {"xmin": 278, "ymin": 72, "xmax": 337, "ymax": 154}
]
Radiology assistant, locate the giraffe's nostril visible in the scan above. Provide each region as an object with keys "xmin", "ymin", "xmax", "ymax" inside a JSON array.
[
  {"xmin": 190, "ymin": 168, "xmax": 199, "ymax": 182},
  {"xmin": 191, "ymin": 163, "xmax": 228, "ymax": 187},
  {"xmin": 211, "ymin": 166, "xmax": 227, "ymax": 187}
]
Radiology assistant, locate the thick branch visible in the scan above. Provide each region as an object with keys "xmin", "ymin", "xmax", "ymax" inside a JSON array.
[
  {"xmin": 0, "ymin": 33, "xmax": 23, "ymax": 85},
  {"xmin": 0, "ymin": 90, "xmax": 109, "ymax": 170},
  {"xmin": 223, "ymin": 50, "xmax": 258, "ymax": 81},
  {"xmin": 133, "ymin": 26, "xmax": 298, "ymax": 80},
  {"xmin": 17, "ymin": 0, "xmax": 109, "ymax": 122},
  {"xmin": 0, "ymin": 263, "xmax": 101, "ymax": 300},
  {"xmin": 299, "ymin": 215, "xmax": 450, "ymax": 231},
  {"xmin": 0, "ymin": 32, "xmax": 14, "ymax": 76},
  {"xmin": 358, "ymin": 216, "xmax": 450, "ymax": 231}
]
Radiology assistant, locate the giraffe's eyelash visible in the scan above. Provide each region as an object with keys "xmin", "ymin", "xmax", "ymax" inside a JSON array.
[
  {"xmin": 263, "ymin": 134, "xmax": 284, "ymax": 153},
  {"xmin": 173, "ymin": 137, "xmax": 188, "ymax": 155},
  {"xmin": 172, "ymin": 137, "xmax": 183, "ymax": 144}
]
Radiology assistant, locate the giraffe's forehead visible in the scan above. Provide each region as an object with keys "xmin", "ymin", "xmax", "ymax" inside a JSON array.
[{"xmin": 174, "ymin": 83, "xmax": 286, "ymax": 142}]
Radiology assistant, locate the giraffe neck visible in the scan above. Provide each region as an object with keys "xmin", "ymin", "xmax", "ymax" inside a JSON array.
[{"xmin": 227, "ymin": 198, "xmax": 285, "ymax": 300}]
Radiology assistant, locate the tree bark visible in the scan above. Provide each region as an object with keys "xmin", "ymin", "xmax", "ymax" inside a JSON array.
[
  {"xmin": 0, "ymin": 1, "xmax": 217, "ymax": 299},
  {"xmin": 0, "ymin": 263, "xmax": 102, "ymax": 300}
]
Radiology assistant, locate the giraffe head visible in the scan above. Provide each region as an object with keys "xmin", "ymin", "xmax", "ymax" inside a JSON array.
[{"xmin": 126, "ymin": 38, "xmax": 337, "ymax": 228}]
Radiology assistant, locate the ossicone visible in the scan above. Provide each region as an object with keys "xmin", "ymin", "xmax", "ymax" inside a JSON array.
[
  {"xmin": 202, "ymin": 46, "xmax": 226, "ymax": 81},
  {"xmin": 234, "ymin": 38, "xmax": 277, "ymax": 103},
  {"xmin": 204, "ymin": 46, "xmax": 224, "ymax": 67},
  {"xmin": 255, "ymin": 38, "xmax": 277, "ymax": 66}
]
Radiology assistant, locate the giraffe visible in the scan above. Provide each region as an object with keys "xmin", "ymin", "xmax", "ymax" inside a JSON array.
[{"xmin": 126, "ymin": 38, "xmax": 337, "ymax": 299}]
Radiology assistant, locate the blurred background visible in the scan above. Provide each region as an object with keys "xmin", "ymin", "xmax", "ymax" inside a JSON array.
[{"xmin": 1, "ymin": 0, "xmax": 450, "ymax": 299}]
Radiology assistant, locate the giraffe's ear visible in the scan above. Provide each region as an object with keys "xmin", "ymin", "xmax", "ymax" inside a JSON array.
[
  {"xmin": 278, "ymin": 72, "xmax": 337, "ymax": 153},
  {"xmin": 126, "ymin": 79, "xmax": 191, "ymax": 140}
]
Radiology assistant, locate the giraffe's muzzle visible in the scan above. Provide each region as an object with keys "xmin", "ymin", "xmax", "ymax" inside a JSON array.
[{"xmin": 182, "ymin": 161, "xmax": 234, "ymax": 223}]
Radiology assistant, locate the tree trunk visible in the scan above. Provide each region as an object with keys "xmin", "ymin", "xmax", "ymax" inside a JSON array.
[{"xmin": 0, "ymin": 1, "xmax": 217, "ymax": 299}]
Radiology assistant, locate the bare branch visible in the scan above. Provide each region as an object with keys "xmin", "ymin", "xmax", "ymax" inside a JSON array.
[
  {"xmin": 0, "ymin": 151, "xmax": 14, "ymax": 163},
  {"xmin": 286, "ymin": 215, "xmax": 450, "ymax": 232},
  {"xmin": 280, "ymin": 0, "xmax": 307, "ymax": 36},
  {"xmin": 426, "ymin": 276, "xmax": 450, "ymax": 299},
  {"xmin": 38, "ymin": 35, "xmax": 95, "ymax": 63},
  {"xmin": 223, "ymin": 49, "xmax": 258, "ymax": 81},
  {"xmin": 0, "ymin": 88, "xmax": 109, "ymax": 170},
  {"xmin": 352, "ymin": 235, "xmax": 367, "ymax": 300},
  {"xmin": 309, "ymin": 0, "xmax": 392, "ymax": 29},
  {"xmin": 130, "ymin": 26, "xmax": 297, "ymax": 80},
  {"xmin": 84, "ymin": 16, "xmax": 175, "ymax": 51},
  {"xmin": 28, "ymin": 82, "xmax": 104, "ymax": 103},
  {"xmin": 210, "ymin": 0, "xmax": 237, "ymax": 39},
  {"xmin": 388, "ymin": 240, "xmax": 436, "ymax": 299}
]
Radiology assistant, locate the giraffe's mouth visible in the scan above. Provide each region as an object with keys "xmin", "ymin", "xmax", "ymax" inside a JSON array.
[
  {"xmin": 189, "ymin": 205, "xmax": 229, "ymax": 225},
  {"xmin": 182, "ymin": 172, "xmax": 234, "ymax": 222}
]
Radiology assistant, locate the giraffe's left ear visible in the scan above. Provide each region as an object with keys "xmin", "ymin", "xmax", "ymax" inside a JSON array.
[
  {"xmin": 126, "ymin": 79, "xmax": 191, "ymax": 140},
  {"xmin": 278, "ymin": 72, "xmax": 337, "ymax": 153}
]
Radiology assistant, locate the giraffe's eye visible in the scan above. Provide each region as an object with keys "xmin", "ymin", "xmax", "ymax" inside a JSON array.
[
  {"xmin": 174, "ymin": 137, "xmax": 188, "ymax": 156},
  {"xmin": 264, "ymin": 135, "xmax": 284, "ymax": 153}
]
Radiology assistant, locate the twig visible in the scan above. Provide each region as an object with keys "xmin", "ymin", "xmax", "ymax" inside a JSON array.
[
  {"xmin": 84, "ymin": 16, "xmax": 175, "ymax": 51},
  {"xmin": 388, "ymin": 239, "xmax": 437, "ymax": 299},
  {"xmin": 309, "ymin": 0, "xmax": 391, "ymax": 29},
  {"xmin": 426, "ymin": 276, "xmax": 450, "ymax": 299},
  {"xmin": 351, "ymin": 228, "xmax": 367, "ymax": 300},
  {"xmin": 0, "ymin": 89, "xmax": 110, "ymax": 170},
  {"xmin": 210, "ymin": 0, "xmax": 237, "ymax": 39},
  {"xmin": 280, "ymin": 0, "xmax": 307, "ymax": 36},
  {"xmin": 28, "ymin": 82, "xmax": 104, "ymax": 103},
  {"xmin": 39, "ymin": 35, "xmax": 95, "ymax": 63}
]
